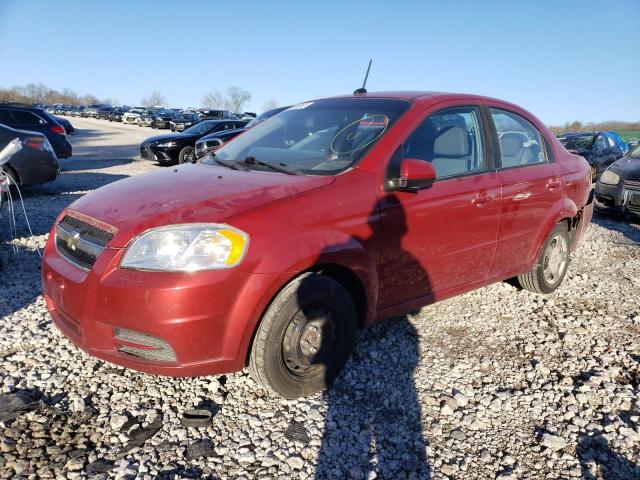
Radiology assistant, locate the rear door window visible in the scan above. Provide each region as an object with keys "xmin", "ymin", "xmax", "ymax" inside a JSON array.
[
  {"xmin": 490, "ymin": 108, "xmax": 546, "ymax": 167},
  {"xmin": 0, "ymin": 109, "xmax": 14, "ymax": 125},
  {"xmin": 11, "ymin": 110, "xmax": 44, "ymax": 126},
  {"xmin": 404, "ymin": 106, "xmax": 486, "ymax": 179}
]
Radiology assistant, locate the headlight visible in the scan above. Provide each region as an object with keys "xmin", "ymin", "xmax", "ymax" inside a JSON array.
[
  {"xmin": 599, "ymin": 170, "xmax": 620, "ymax": 186},
  {"xmin": 156, "ymin": 141, "xmax": 178, "ymax": 148},
  {"xmin": 120, "ymin": 224, "xmax": 249, "ymax": 272}
]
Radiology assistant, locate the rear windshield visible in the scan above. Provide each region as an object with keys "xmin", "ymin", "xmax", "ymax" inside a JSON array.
[
  {"xmin": 561, "ymin": 135, "xmax": 595, "ymax": 150},
  {"xmin": 205, "ymin": 98, "xmax": 410, "ymax": 175}
]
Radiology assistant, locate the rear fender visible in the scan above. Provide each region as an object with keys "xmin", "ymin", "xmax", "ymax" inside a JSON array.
[{"xmin": 528, "ymin": 197, "xmax": 578, "ymax": 268}]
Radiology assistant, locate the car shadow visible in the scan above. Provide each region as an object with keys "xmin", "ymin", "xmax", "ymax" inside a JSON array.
[
  {"xmin": 577, "ymin": 418, "xmax": 640, "ymax": 479},
  {"xmin": 309, "ymin": 195, "xmax": 431, "ymax": 479}
]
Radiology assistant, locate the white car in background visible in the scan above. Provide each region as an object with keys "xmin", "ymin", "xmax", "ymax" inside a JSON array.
[{"xmin": 122, "ymin": 107, "xmax": 147, "ymax": 125}]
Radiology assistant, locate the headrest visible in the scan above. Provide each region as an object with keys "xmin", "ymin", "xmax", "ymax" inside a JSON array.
[
  {"xmin": 434, "ymin": 126, "xmax": 468, "ymax": 156},
  {"xmin": 500, "ymin": 134, "xmax": 524, "ymax": 156}
]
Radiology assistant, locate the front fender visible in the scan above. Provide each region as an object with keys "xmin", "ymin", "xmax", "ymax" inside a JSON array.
[{"xmin": 230, "ymin": 229, "xmax": 380, "ymax": 367}]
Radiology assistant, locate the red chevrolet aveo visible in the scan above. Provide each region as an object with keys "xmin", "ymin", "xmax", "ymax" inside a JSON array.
[{"xmin": 42, "ymin": 92, "xmax": 593, "ymax": 398}]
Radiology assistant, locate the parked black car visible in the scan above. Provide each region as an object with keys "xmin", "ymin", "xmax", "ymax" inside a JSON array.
[
  {"xmin": 0, "ymin": 123, "xmax": 59, "ymax": 187},
  {"xmin": 152, "ymin": 109, "xmax": 175, "ymax": 129},
  {"xmin": 97, "ymin": 106, "xmax": 114, "ymax": 120},
  {"xmin": 198, "ymin": 109, "xmax": 232, "ymax": 120},
  {"xmin": 194, "ymin": 128, "xmax": 246, "ymax": 159},
  {"xmin": 559, "ymin": 131, "xmax": 626, "ymax": 179},
  {"xmin": 140, "ymin": 119, "xmax": 248, "ymax": 165},
  {"xmin": 108, "ymin": 107, "xmax": 129, "ymax": 122},
  {"xmin": 0, "ymin": 103, "xmax": 72, "ymax": 158},
  {"xmin": 169, "ymin": 113, "xmax": 201, "ymax": 132},
  {"xmin": 53, "ymin": 116, "xmax": 75, "ymax": 135},
  {"xmin": 595, "ymin": 144, "xmax": 640, "ymax": 219},
  {"xmin": 192, "ymin": 106, "xmax": 290, "ymax": 160}
]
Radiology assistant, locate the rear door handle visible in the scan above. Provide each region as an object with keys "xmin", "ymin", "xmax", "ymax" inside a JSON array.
[
  {"xmin": 546, "ymin": 179, "xmax": 561, "ymax": 190},
  {"xmin": 471, "ymin": 194, "xmax": 493, "ymax": 206}
]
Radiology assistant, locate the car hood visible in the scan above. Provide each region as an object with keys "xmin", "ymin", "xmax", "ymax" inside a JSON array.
[
  {"xmin": 65, "ymin": 164, "xmax": 334, "ymax": 247},
  {"xmin": 143, "ymin": 133, "xmax": 195, "ymax": 144},
  {"xmin": 609, "ymin": 155, "xmax": 640, "ymax": 181}
]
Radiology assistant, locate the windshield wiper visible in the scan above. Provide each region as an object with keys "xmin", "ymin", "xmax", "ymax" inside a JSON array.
[
  {"xmin": 243, "ymin": 156, "xmax": 297, "ymax": 175},
  {"xmin": 211, "ymin": 156, "xmax": 250, "ymax": 171}
]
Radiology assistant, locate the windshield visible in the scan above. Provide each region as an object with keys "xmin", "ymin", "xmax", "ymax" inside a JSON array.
[
  {"xmin": 204, "ymin": 98, "xmax": 409, "ymax": 175},
  {"xmin": 630, "ymin": 144, "xmax": 640, "ymax": 158},
  {"xmin": 562, "ymin": 134, "xmax": 595, "ymax": 150},
  {"xmin": 183, "ymin": 120, "xmax": 216, "ymax": 135}
]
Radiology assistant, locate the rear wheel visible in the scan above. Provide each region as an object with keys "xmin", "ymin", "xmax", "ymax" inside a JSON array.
[
  {"xmin": 517, "ymin": 224, "xmax": 570, "ymax": 294},
  {"xmin": 249, "ymin": 273, "xmax": 357, "ymax": 398},
  {"xmin": 178, "ymin": 146, "xmax": 195, "ymax": 164}
]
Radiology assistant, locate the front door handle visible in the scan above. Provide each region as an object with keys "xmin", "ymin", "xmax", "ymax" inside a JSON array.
[
  {"xmin": 546, "ymin": 179, "xmax": 562, "ymax": 190},
  {"xmin": 471, "ymin": 194, "xmax": 493, "ymax": 206}
]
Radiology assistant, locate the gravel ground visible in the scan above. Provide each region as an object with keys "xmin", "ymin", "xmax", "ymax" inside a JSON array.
[{"xmin": 0, "ymin": 118, "xmax": 638, "ymax": 479}]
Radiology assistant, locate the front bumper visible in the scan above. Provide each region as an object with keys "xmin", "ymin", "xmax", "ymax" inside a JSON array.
[
  {"xmin": 595, "ymin": 180, "xmax": 640, "ymax": 217},
  {"xmin": 41, "ymin": 230, "xmax": 272, "ymax": 377},
  {"xmin": 139, "ymin": 143, "xmax": 180, "ymax": 164}
]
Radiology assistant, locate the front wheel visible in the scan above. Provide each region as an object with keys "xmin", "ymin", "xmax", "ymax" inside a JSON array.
[
  {"xmin": 517, "ymin": 224, "xmax": 570, "ymax": 294},
  {"xmin": 178, "ymin": 146, "xmax": 195, "ymax": 164},
  {"xmin": 249, "ymin": 273, "xmax": 357, "ymax": 398}
]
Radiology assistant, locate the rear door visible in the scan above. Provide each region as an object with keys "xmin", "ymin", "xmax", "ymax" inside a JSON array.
[
  {"xmin": 377, "ymin": 104, "xmax": 501, "ymax": 308},
  {"xmin": 488, "ymin": 107, "xmax": 564, "ymax": 276}
]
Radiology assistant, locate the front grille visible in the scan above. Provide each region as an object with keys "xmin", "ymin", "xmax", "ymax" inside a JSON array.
[
  {"xmin": 55, "ymin": 215, "xmax": 115, "ymax": 270},
  {"xmin": 624, "ymin": 180, "xmax": 640, "ymax": 191},
  {"xmin": 60, "ymin": 215, "xmax": 114, "ymax": 243}
]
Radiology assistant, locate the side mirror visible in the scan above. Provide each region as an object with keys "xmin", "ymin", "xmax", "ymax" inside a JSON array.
[{"xmin": 392, "ymin": 158, "xmax": 436, "ymax": 192}]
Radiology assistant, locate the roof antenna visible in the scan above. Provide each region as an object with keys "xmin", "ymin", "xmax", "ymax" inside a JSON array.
[{"xmin": 354, "ymin": 59, "xmax": 372, "ymax": 95}]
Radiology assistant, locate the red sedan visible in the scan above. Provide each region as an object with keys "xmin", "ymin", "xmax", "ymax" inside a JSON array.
[{"xmin": 42, "ymin": 91, "xmax": 593, "ymax": 398}]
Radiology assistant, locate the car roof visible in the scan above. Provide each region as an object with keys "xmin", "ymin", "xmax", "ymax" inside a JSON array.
[{"xmin": 317, "ymin": 91, "xmax": 534, "ymax": 110}]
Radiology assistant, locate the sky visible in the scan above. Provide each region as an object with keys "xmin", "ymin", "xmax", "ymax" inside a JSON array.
[{"xmin": 0, "ymin": 0, "xmax": 638, "ymax": 125}]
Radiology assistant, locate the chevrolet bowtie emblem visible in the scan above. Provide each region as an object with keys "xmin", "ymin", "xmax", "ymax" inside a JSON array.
[{"xmin": 66, "ymin": 232, "xmax": 81, "ymax": 251}]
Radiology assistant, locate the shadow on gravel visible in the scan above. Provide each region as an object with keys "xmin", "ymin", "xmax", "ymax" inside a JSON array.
[
  {"xmin": 60, "ymin": 158, "xmax": 135, "ymax": 171},
  {"xmin": 314, "ymin": 196, "xmax": 431, "ymax": 479},
  {"xmin": 577, "ymin": 422, "xmax": 640, "ymax": 479}
]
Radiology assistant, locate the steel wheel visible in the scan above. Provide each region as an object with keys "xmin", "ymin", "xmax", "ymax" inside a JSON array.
[{"xmin": 282, "ymin": 304, "xmax": 337, "ymax": 377}]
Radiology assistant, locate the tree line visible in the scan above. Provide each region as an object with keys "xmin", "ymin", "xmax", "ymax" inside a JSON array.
[
  {"xmin": 0, "ymin": 83, "xmax": 271, "ymax": 114},
  {"xmin": 548, "ymin": 120, "xmax": 640, "ymax": 134}
]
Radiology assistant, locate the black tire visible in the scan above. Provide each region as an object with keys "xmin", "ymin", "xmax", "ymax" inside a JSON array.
[
  {"xmin": 248, "ymin": 273, "xmax": 357, "ymax": 399},
  {"xmin": 178, "ymin": 146, "xmax": 195, "ymax": 164},
  {"xmin": 517, "ymin": 223, "xmax": 570, "ymax": 294}
]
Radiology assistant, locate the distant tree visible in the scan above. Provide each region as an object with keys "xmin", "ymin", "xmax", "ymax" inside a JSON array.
[
  {"xmin": 82, "ymin": 94, "xmax": 100, "ymax": 105},
  {"xmin": 102, "ymin": 97, "xmax": 119, "ymax": 106},
  {"xmin": 202, "ymin": 90, "xmax": 227, "ymax": 109},
  {"xmin": 262, "ymin": 98, "xmax": 279, "ymax": 112},
  {"xmin": 226, "ymin": 86, "xmax": 251, "ymax": 114},
  {"xmin": 141, "ymin": 91, "xmax": 166, "ymax": 107}
]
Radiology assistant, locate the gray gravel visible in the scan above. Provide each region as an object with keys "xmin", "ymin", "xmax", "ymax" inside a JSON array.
[{"xmin": 0, "ymin": 118, "xmax": 639, "ymax": 479}]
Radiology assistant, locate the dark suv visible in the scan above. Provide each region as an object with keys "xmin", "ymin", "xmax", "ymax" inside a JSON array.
[
  {"xmin": 559, "ymin": 131, "xmax": 626, "ymax": 179},
  {"xmin": 0, "ymin": 103, "xmax": 72, "ymax": 158}
]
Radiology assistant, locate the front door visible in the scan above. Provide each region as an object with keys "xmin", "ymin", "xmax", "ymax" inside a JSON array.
[{"xmin": 377, "ymin": 105, "xmax": 501, "ymax": 309}]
